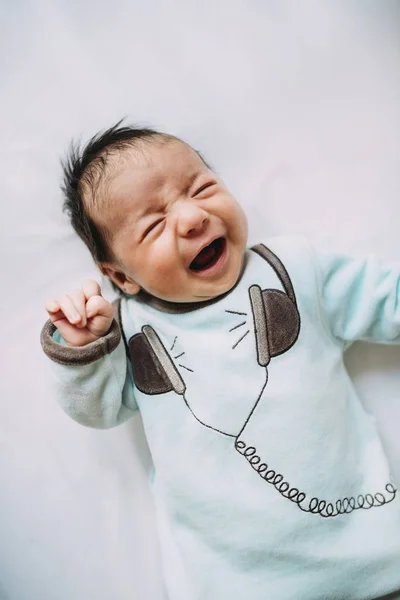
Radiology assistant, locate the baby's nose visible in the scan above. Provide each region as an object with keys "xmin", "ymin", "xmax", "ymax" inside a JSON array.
[{"xmin": 177, "ymin": 204, "xmax": 209, "ymax": 237}]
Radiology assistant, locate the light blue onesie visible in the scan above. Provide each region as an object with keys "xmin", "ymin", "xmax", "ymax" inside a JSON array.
[{"xmin": 41, "ymin": 236, "xmax": 400, "ymax": 600}]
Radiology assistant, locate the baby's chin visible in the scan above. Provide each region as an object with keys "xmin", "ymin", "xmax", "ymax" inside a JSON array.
[
  {"xmin": 173, "ymin": 266, "xmax": 245, "ymax": 304},
  {"xmin": 196, "ymin": 254, "xmax": 247, "ymax": 300},
  {"xmin": 142, "ymin": 279, "xmax": 237, "ymax": 305}
]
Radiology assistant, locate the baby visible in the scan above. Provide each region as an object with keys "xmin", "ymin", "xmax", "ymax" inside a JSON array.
[{"xmin": 41, "ymin": 122, "xmax": 400, "ymax": 600}]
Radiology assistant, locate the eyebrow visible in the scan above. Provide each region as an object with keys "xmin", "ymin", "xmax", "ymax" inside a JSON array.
[{"xmin": 137, "ymin": 170, "xmax": 203, "ymax": 221}]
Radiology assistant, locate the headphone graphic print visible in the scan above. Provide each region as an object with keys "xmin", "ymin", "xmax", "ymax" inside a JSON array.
[{"xmin": 125, "ymin": 244, "xmax": 397, "ymax": 517}]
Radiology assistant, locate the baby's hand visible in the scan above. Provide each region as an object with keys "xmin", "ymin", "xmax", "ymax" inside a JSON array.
[{"xmin": 45, "ymin": 280, "xmax": 114, "ymax": 347}]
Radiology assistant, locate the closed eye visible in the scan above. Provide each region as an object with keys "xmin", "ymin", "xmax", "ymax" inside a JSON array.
[
  {"xmin": 193, "ymin": 182, "xmax": 215, "ymax": 196},
  {"xmin": 143, "ymin": 219, "xmax": 164, "ymax": 239}
]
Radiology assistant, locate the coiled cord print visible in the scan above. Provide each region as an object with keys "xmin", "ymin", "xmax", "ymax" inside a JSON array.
[
  {"xmin": 182, "ymin": 365, "xmax": 397, "ymax": 518},
  {"xmin": 235, "ymin": 439, "xmax": 397, "ymax": 518}
]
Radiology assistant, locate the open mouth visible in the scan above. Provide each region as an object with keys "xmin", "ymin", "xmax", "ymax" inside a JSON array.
[{"xmin": 189, "ymin": 237, "xmax": 226, "ymax": 272}]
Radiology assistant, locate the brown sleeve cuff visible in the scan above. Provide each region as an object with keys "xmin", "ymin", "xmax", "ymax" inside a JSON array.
[{"xmin": 40, "ymin": 318, "xmax": 122, "ymax": 366}]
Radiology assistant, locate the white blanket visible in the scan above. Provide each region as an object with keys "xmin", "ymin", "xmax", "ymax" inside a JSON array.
[{"xmin": 1, "ymin": 2, "xmax": 399, "ymax": 599}]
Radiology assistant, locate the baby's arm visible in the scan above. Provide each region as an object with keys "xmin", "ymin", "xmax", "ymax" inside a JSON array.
[
  {"xmin": 40, "ymin": 280, "xmax": 137, "ymax": 428},
  {"xmin": 311, "ymin": 246, "xmax": 400, "ymax": 346}
]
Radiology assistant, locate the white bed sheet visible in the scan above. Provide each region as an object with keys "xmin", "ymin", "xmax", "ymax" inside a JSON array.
[{"xmin": 1, "ymin": 1, "xmax": 400, "ymax": 599}]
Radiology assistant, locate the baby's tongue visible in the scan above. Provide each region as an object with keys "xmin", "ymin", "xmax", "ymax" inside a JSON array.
[{"xmin": 194, "ymin": 244, "xmax": 216, "ymax": 268}]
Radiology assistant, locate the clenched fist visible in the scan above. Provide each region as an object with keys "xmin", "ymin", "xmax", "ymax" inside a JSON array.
[{"xmin": 45, "ymin": 279, "xmax": 114, "ymax": 347}]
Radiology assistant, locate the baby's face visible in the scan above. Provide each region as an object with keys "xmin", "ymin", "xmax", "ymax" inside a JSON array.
[{"xmin": 98, "ymin": 140, "xmax": 248, "ymax": 303}]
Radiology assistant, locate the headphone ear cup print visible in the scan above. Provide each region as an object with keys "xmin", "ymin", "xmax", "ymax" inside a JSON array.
[
  {"xmin": 129, "ymin": 325, "xmax": 185, "ymax": 396},
  {"xmin": 249, "ymin": 284, "xmax": 301, "ymax": 367}
]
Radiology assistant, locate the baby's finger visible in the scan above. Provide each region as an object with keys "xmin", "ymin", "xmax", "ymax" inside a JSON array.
[
  {"xmin": 45, "ymin": 299, "xmax": 66, "ymax": 325},
  {"xmin": 69, "ymin": 289, "xmax": 88, "ymax": 328},
  {"xmin": 45, "ymin": 298, "xmax": 61, "ymax": 314},
  {"xmin": 85, "ymin": 294, "xmax": 113, "ymax": 319},
  {"xmin": 46, "ymin": 308, "xmax": 68, "ymax": 325},
  {"xmin": 82, "ymin": 279, "xmax": 102, "ymax": 301},
  {"xmin": 57, "ymin": 294, "xmax": 82, "ymax": 325}
]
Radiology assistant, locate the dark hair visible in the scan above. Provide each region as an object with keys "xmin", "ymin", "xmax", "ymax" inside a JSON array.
[{"xmin": 61, "ymin": 120, "xmax": 170, "ymax": 264}]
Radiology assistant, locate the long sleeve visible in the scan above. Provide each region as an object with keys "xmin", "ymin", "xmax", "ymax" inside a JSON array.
[
  {"xmin": 40, "ymin": 318, "xmax": 138, "ymax": 429},
  {"xmin": 311, "ymin": 245, "xmax": 400, "ymax": 346}
]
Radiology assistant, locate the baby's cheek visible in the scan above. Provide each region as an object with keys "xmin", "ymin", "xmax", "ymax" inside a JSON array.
[{"xmin": 145, "ymin": 258, "xmax": 184, "ymax": 295}]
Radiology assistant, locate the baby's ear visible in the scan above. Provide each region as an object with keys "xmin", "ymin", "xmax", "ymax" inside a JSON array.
[{"xmin": 99, "ymin": 263, "xmax": 141, "ymax": 295}]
